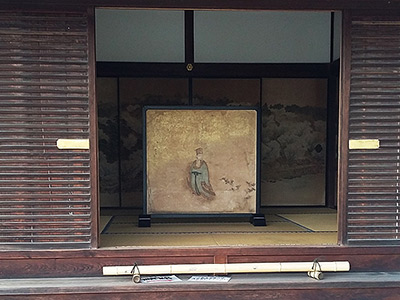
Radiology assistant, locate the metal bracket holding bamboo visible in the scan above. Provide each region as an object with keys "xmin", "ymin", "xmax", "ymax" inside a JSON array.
[{"xmin": 103, "ymin": 261, "xmax": 350, "ymax": 283}]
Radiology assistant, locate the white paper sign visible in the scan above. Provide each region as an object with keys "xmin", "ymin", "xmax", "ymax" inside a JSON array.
[
  {"xmin": 141, "ymin": 275, "xmax": 182, "ymax": 283},
  {"xmin": 188, "ymin": 276, "xmax": 231, "ymax": 282}
]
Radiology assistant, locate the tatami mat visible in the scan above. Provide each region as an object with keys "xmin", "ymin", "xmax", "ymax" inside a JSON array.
[
  {"xmin": 262, "ymin": 207, "xmax": 336, "ymax": 214},
  {"xmin": 212, "ymin": 232, "xmax": 338, "ymax": 246},
  {"xmin": 101, "ymin": 233, "xmax": 218, "ymax": 247},
  {"xmin": 100, "ymin": 232, "xmax": 337, "ymax": 247},
  {"xmin": 278, "ymin": 213, "xmax": 337, "ymax": 232},
  {"xmin": 100, "ymin": 207, "xmax": 338, "ymax": 247},
  {"xmin": 106, "ymin": 221, "xmax": 307, "ymax": 234},
  {"xmin": 100, "ymin": 216, "xmax": 113, "ymax": 233}
]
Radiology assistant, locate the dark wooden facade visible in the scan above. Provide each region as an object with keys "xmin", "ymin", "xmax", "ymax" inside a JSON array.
[{"xmin": 0, "ymin": 0, "xmax": 400, "ymax": 298}]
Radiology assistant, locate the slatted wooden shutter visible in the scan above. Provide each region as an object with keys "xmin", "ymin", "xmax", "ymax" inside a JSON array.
[
  {"xmin": 0, "ymin": 11, "xmax": 93, "ymax": 248},
  {"xmin": 347, "ymin": 14, "xmax": 400, "ymax": 245}
]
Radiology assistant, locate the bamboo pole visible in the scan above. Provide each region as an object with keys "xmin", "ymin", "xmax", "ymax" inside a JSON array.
[{"xmin": 103, "ymin": 261, "xmax": 350, "ymax": 276}]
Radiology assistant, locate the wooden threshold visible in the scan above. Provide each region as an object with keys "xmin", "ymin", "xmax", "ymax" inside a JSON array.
[
  {"xmin": 1, "ymin": 272, "xmax": 399, "ymax": 299},
  {"xmin": 0, "ymin": 246, "xmax": 400, "ymax": 279}
]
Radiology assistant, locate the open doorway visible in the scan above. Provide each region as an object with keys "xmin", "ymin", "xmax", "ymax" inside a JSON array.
[{"xmin": 95, "ymin": 9, "xmax": 341, "ymax": 247}]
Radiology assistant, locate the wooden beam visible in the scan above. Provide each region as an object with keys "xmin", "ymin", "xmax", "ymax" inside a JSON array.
[
  {"xmin": 88, "ymin": 6, "xmax": 100, "ymax": 249},
  {"xmin": 0, "ymin": 247, "xmax": 399, "ymax": 278},
  {"xmin": 337, "ymin": 9, "xmax": 351, "ymax": 246},
  {"xmin": 1, "ymin": 0, "xmax": 400, "ymax": 10},
  {"xmin": 96, "ymin": 62, "xmax": 330, "ymax": 78}
]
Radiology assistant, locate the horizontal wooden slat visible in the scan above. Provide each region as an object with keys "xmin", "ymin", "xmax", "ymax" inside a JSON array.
[
  {"xmin": 0, "ymin": 214, "xmax": 91, "ymax": 220},
  {"xmin": 0, "ymin": 74, "xmax": 88, "ymax": 80},
  {"xmin": 0, "ymin": 110, "xmax": 89, "ymax": 116},
  {"xmin": 0, "ymin": 186, "xmax": 90, "ymax": 191},
  {"xmin": 0, "ymin": 229, "xmax": 91, "ymax": 236},
  {"xmin": 0, "ymin": 180, "xmax": 90, "ymax": 185},
  {"xmin": 0, "ymin": 98, "xmax": 89, "ymax": 103},
  {"xmin": 0, "ymin": 124, "xmax": 88, "ymax": 130},
  {"xmin": 0, "ymin": 158, "xmax": 90, "ymax": 163},
  {"xmin": 0, "ymin": 196, "xmax": 91, "ymax": 201},
  {"xmin": 0, "ymin": 132, "xmax": 89, "ymax": 138},
  {"xmin": 0, "ymin": 207, "xmax": 90, "ymax": 214},
  {"xmin": 0, "ymin": 172, "xmax": 90, "ymax": 177},
  {"xmin": 0, "ymin": 236, "xmax": 91, "ymax": 241}
]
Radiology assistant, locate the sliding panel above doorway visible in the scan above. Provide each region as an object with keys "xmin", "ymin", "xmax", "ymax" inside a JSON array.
[
  {"xmin": 95, "ymin": 9, "xmax": 184, "ymax": 63},
  {"xmin": 194, "ymin": 11, "xmax": 331, "ymax": 63}
]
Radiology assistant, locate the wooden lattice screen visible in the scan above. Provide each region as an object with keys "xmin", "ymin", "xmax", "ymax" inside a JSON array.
[
  {"xmin": 347, "ymin": 15, "xmax": 400, "ymax": 245},
  {"xmin": 0, "ymin": 11, "xmax": 92, "ymax": 249}
]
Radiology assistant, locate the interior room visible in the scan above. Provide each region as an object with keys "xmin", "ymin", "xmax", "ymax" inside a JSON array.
[{"xmin": 95, "ymin": 9, "xmax": 342, "ymax": 247}]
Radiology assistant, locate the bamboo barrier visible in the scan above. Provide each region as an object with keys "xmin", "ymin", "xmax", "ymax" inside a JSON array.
[{"xmin": 103, "ymin": 261, "xmax": 350, "ymax": 279}]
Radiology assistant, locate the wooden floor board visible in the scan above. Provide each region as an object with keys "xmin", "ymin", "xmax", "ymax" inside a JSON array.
[{"xmin": 1, "ymin": 272, "xmax": 399, "ymax": 297}]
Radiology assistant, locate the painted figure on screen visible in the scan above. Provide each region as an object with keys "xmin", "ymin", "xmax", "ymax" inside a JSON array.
[{"xmin": 189, "ymin": 148, "xmax": 215, "ymax": 199}]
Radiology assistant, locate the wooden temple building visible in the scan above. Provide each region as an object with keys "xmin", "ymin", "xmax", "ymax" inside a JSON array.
[{"xmin": 0, "ymin": 0, "xmax": 399, "ymax": 299}]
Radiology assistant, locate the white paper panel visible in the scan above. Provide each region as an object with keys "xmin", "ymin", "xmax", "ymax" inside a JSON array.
[
  {"xmin": 96, "ymin": 9, "xmax": 184, "ymax": 62},
  {"xmin": 195, "ymin": 11, "xmax": 331, "ymax": 63}
]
